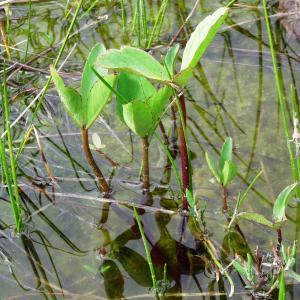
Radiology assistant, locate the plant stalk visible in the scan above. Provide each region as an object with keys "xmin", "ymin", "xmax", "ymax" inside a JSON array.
[
  {"xmin": 81, "ymin": 127, "xmax": 110, "ymax": 196},
  {"xmin": 142, "ymin": 136, "xmax": 150, "ymax": 191},
  {"xmin": 221, "ymin": 185, "xmax": 228, "ymax": 212},
  {"xmin": 179, "ymin": 94, "xmax": 189, "ymax": 210},
  {"xmin": 277, "ymin": 228, "xmax": 282, "ymax": 256}
]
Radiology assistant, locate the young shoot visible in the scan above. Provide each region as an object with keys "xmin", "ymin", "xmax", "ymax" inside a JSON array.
[
  {"xmin": 205, "ymin": 137, "xmax": 237, "ymax": 211},
  {"xmin": 50, "ymin": 44, "xmax": 116, "ymax": 196}
]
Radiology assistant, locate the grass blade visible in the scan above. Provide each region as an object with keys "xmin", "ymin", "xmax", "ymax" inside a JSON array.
[{"xmin": 133, "ymin": 206, "xmax": 158, "ymax": 291}]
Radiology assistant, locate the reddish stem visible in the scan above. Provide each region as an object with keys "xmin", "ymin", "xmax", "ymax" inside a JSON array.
[
  {"xmin": 81, "ymin": 127, "xmax": 110, "ymax": 196},
  {"xmin": 221, "ymin": 185, "xmax": 228, "ymax": 212},
  {"xmin": 276, "ymin": 228, "xmax": 282, "ymax": 256},
  {"xmin": 179, "ymin": 94, "xmax": 189, "ymax": 210}
]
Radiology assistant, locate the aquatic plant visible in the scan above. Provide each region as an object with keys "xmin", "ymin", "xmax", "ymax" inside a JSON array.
[
  {"xmin": 205, "ymin": 137, "xmax": 237, "ymax": 211},
  {"xmin": 233, "ymin": 241, "xmax": 300, "ymax": 298},
  {"xmin": 0, "ymin": 63, "xmax": 22, "ymax": 232},
  {"xmin": 95, "ymin": 6, "xmax": 229, "ymax": 207},
  {"xmin": 50, "ymin": 44, "xmax": 116, "ymax": 195}
]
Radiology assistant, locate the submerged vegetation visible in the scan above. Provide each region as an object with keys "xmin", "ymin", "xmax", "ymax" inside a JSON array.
[{"xmin": 2, "ymin": 0, "xmax": 300, "ymax": 299}]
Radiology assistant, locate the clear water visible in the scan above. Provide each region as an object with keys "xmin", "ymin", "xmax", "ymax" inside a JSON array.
[{"xmin": 1, "ymin": 0, "xmax": 300, "ymax": 299}]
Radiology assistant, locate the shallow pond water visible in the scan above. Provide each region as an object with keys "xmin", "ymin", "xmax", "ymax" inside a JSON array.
[{"xmin": 1, "ymin": 0, "xmax": 300, "ymax": 299}]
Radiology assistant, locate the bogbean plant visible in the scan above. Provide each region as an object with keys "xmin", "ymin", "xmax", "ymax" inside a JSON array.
[
  {"xmin": 52, "ymin": 6, "xmax": 229, "ymax": 201},
  {"xmin": 50, "ymin": 44, "xmax": 116, "ymax": 196},
  {"xmin": 49, "ymin": 5, "xmax": 300, "ymax": 297},
  {"xmin": 93, "ymin": 7, "xmax": 229, "ymax": 204}
]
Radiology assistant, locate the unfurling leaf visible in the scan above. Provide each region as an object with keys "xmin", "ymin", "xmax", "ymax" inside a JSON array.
[
  {"xmin": 123, "ymin": 101, "xmax": 153, "ymax": 137},
  {"xmin": 181, "ymin": 7, "xmax": 229, "ymax": 72},
  {"xmin": 273, "ymin": 183, "xmax": 297, "ymax": 224},
  {"xmin": 222, "ymin": 160, "xmax": 237, "ymax": 186},
  {"xmin": 205, "ymin": 152, "xmax": 221, "ymax": 183},
  {"xmin": 97, "ymin": 46, "xmax": 169, "ymax": 82}
]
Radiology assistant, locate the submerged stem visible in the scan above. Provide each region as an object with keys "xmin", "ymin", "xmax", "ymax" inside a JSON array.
[
  {"xmin": 142, "ymin": 137, "xmax": 150, "ymax": 191},
  {"xmin": 81, "ymin": 127, "xmax": 110, "ymax": 196},
  {"xmin": 179, "ymin": 94, "xmax": 189, "ymax": 210}
]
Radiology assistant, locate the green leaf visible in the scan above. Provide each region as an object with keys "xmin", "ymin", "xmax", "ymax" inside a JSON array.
[
  {"xmin": 50, "ymin": 66, "xmax": 84, "ymax": 128},
  {"xmin": 273, "ymin": 183, "xmax": 298, "ymax": 223},
  {"xmin": 101, "ymin": 260, "xmax": 124, "ymax": 299},
  {"xmin": 165, "ymin": 44, "xmax": 180, "ymax": 77},
  {"xmin": 86, "ymin": 74, "xmax": 116, "ymax": 128},
  {"xmin": 205, "ymin": 152, "xmax": 221, "ymax": 183},
  {"xmin": 116, "ymin": 72, "xmax": 156, "ymax": 122},
  {"xmin": 123, "ymin": 101, "xmax": 153, "ymax": 137},
  {"xmin": 174, "ymin": 68, "xmax": 193, "ymax": 87},
  {"xmin": 81, "ymin": 43, "xmax": 108, "ymax": 103},
  {"xmin": 97, "ymin": 46, "xmax": 169, "ymax": 82},
  {"xmin": 237, "ymin": 212, "xmax": 276, "ymax": 229},
  {"xmin": 287, "ymin": 269, "xmax": 300, "ymax": 282},
  {"xmin": 147, "ymin": 86, "xmax": 173, "ymax": 124},
  {"xmin": 117, "ymin": 246, "xmax": 152, "ymax": 287},
  {"xmin": 220, "ymin": 137, "xmax": 233, "ymax": 170},
  {"xmin": 279, "ymin": 271, "xmax": 286, "ymax": 300},
  {"xmin": 180, "ymin": 7, "xmax": 229, "ymax": 71},
  {"xmin": 232, "ymin": 260, "xmax": 247, "ymax": 278},
  {"xmin": 222, "ymin": 160, "xmax": 237, "ymax": 186},
  {"xmin": 247, "ymin": 254, "xmax": 254, "ymax": 282},
  {"xmin": 186, "ymin": 188, "xmax": 195, "ymax": 209}
]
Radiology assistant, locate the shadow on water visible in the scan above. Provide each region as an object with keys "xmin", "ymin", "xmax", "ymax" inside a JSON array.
[{"xmin": 2, "ymin": 0, "xmax": 300, "ymax": 299}]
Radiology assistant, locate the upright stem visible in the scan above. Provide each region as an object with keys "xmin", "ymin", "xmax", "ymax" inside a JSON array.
[
  {"xmin": 221, "ymin": 185, "xmax": 228, "ymax": 212},
  {"xmin": 142, "ymin": 137, "xmax": 150, "ymax": 191},
  {"xmin": 277, "ymin": 228, "xmax": 282, "ymax": 256},
  {"xmin": 179, "ymin": 94, "xmax": 189, "ymax": 210},
  {"xmin": 81, "ymin": 127, "xmax": 110, "ymax": 196}
]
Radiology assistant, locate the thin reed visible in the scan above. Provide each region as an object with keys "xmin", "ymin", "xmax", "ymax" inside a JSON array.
[
  {"xmin": 133, "ymin": 206, "xmax": 158, "ymax": 292},
  {"xmin": 263, "ymin": 0, "xmax": 300, "ymax": 198},
  {"xmin": 1, "ymin": 63, "xmax": 22, "ymax": 232}
]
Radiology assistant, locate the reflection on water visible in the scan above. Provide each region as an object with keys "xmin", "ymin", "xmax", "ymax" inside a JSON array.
[{"xmin": 1, "ymin": 0, "xmax": 300, "ymax": 299}]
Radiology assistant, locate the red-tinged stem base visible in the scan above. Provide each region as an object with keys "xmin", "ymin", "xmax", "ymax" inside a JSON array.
[{"xmin": 81, "ymin": 127, "xmax": 110, "ymax": 197}]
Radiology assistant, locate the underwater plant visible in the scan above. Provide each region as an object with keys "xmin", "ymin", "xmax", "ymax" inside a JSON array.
[{"xmin": 50, "ymin": 44, "xmax": 116, "ymax": 196}]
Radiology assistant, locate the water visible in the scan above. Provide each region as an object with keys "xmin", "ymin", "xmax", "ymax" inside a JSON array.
[{"xmin": 1, "ymin": 0, "xmax": 300, "ymax": 298}]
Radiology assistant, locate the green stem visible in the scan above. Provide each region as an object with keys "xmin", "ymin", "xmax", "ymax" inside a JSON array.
[
  {"xmin": 263, "ymin": 0, "xmax": 298, "ymax": 194},
  {"xmin": 2, "ymin": 62, "xmax": 22, "ymax": 231},
  {"xmin": 24, "ymin": 0, "xmax": 32, "ymax": 62},
  {"xmin": 142, "ymin": 137, "xmax": 150, "ymax": 191},
  {"xmin": 133, "ymin": 206, "xmax": 158, "ymax": 291}
]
